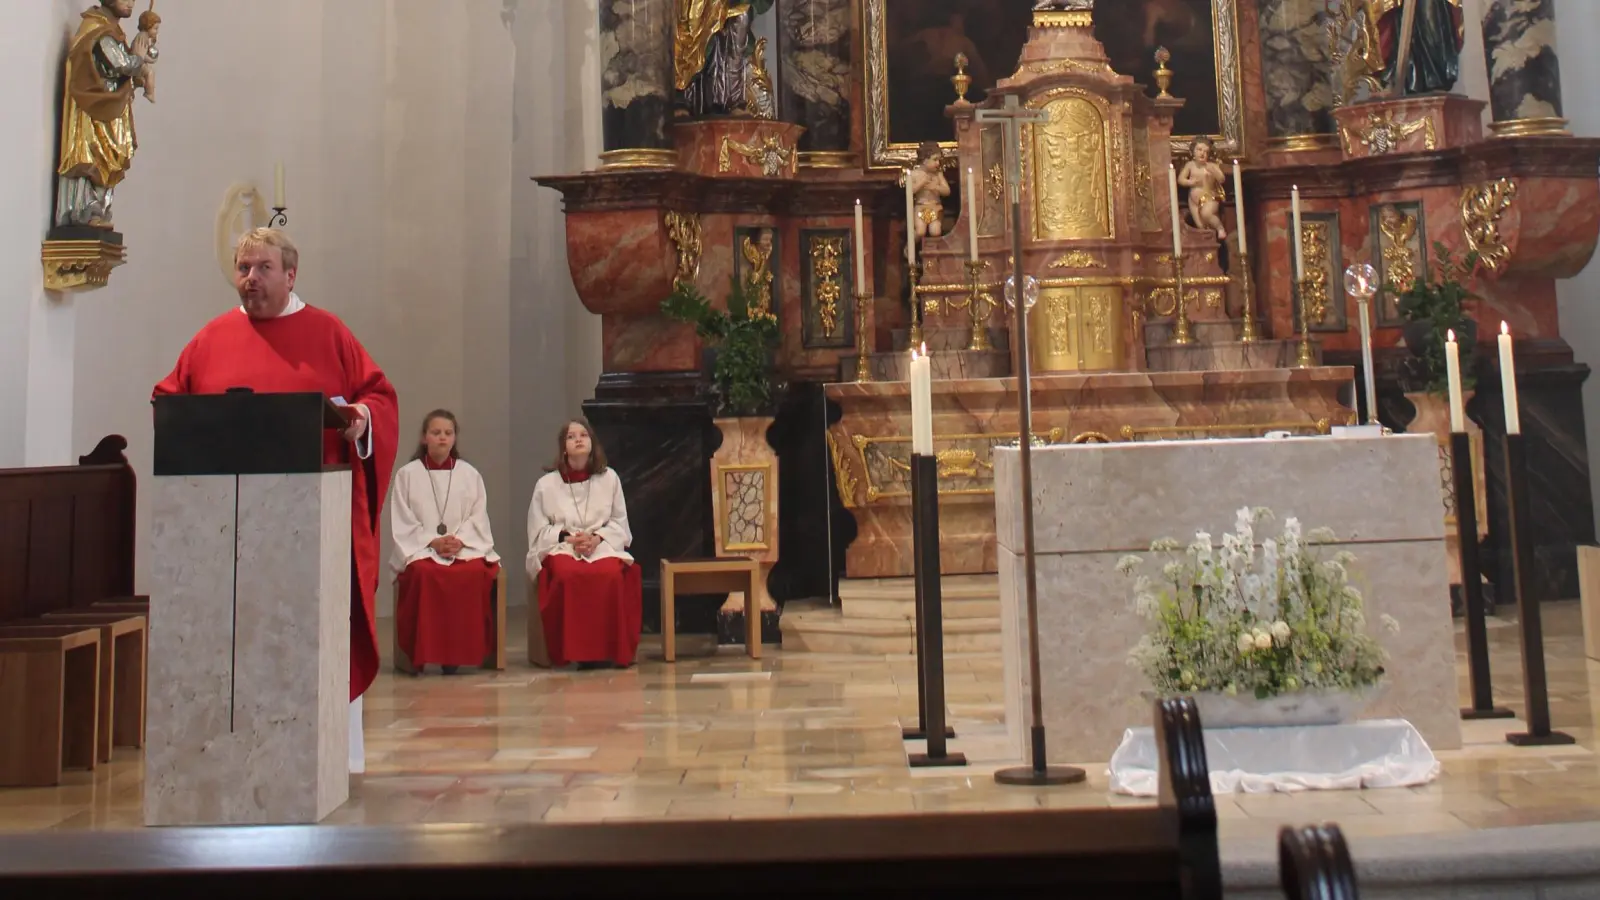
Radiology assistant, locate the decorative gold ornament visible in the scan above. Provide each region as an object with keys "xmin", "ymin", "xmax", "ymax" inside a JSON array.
[
  {"xmin": 1030, "ymin": 91, "xmax": 1113, "ymax": 240},
  {"xmin": 809, "ymin": 235, "xmax": 844, "ymax": 337},
  {"xmin": 1048, "ymin": 251, "xmax": 1106, "ymax": 269},
  {"xmin": 718, "ymin": 134, "xmax": 795, "ymax": 177},
  {"xmin": 1169, "ymin": 255, "xmax": 1193, "ymax": 345},
  {"xmin": 825, "ymin": 431, "xmax": 860, "ymax": 508},
  {"xmin": 740, "ymin": 229, "xmax": 777, "ymax": 320},
  {"xmin": 1033, "ymin": 10, "xmax": 1094, "ymax": 29},
  {"xmin": 1266, "ymin": 134, "xmax": 1340, "ymax": 153},
  {"xmin": 1462, "ymin": 178, "xmax": 1517, "ymax": 273},
  {"xmin": 1488, "ymin": 117, "xmax": 1571, "ymax": 138},
  {"xmin": 1378, "ymin": 206, "xmax": 1419, "ymax": 289},
  {"xmin": 1153, "ymin": 47, "xmax": 1174, "ymax": 99},
  {"xmin": 1237, "ymin": 248, "xmax": 1259, "ymax": 343},
  {"xmin": 42, "ymin": 238, "xmax": 126, "ymax": 293},
  {"xmin": 799, "ymin": 151, "xmax": 858, "ymax": 169},
  {"xmin": 848, "ymin": 428, "xmax": 1064, "ymax": 503},
  {"xmin": 1344, "ymin": 109, "xmax": 1436, "ymax": 156},
  {"xmin": 663, "ymin": 210, "xmax": 703, "ymax": 288},
  {"xmin": 1121, "ymin": 419, "xmax": 1333, "ymax": 442},
  {"xmin": 951, "ymin": 53, "xmax": 972, "ymax": 105},
  {"xmin": 598, "ymin": 148, "xmax": 676, "ymax": 170},
  {"xmin": 854, "ymin": 290, "xmax": 874, "ymax": 383}
]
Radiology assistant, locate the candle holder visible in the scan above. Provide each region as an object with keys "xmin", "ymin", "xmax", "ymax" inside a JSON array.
[
  {"xmin": 269, "ymin": 206, "xmax": 289, "ymax": 228},
  {"xmin": 1502, "ymin": 432, "xmax": 1576, "ymax": 747},
  {"xmin": 854, "ymin": 291, "xmax": 874, "ymax": 383},
  {"xmin": 906, "ymin": 452, "xmax": 966, "ymax": 768},
  {"xmin": 1237, "ymin": 248, "xmax": 1258, "ymax": 343},
  {"xmin": 1294, "ymin": 279, "xmax": 1322, "ymax": 369},
  {"xmin": 964, "ymin": 259, "xmax": 995, "ymax": 351},
  {"xmin": 1169, "ymin": 253, "xmax": 1193, "ymax": 345},
  {"xmin": 908, "ymin": 261, "xmax": 924, "ymax": 350},
  {"xmin": 1453, "ymin": 431, "xmax": 1513, "ymax": 721}
]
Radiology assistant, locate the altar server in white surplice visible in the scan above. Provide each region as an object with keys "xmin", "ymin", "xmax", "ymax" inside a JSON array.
[
  {"xmin": 389, "ymin": 409, "xmax": 501, "ymax": 675},
  {"xmin": 526, "ymin": 418, "xmax": 641, "ymax": 670}
]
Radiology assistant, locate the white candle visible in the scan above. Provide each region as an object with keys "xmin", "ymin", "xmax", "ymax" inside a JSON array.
[
  {"xmin": 1292, "ymin": 185, "xmax": 1305, "ymax": 281},
  {"xmin": 904, "ymin": 170, "xmax": 916, "ymax": 269},
  {"xmin": 967, "ymin": 167, "xmax": 980, "ymax": 262},
  {"xmin": 1499, "ymin": 322, "xmax": 1521, "ymax": 434},
  {"xmin": 1445, "ymin": 330, "xmax": 1466, "ymax": 433},
  {"xmin": 1168, "ymin": 164, "xmax": 1183, "ymax": 257},
  {"xmin": 854, "ymin": 200, "xmax": 868, "ymax": 296},
  {"xmin": 910, "ymin": 344, "xmax": 934, "ymax": 455},
  {"xmin": 1232, "ymin": 160, "xmax": 1247, "ymax": 256},
  {"xmin": 274, "ymin": 162, "xmax": 286, "ymax": 209},
  {"xmin": 1357, "ymin": 295, "xmax": 1378, "ymax": 428}
]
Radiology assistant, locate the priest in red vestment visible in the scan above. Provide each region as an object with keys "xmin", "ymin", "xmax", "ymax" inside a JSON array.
[
  {"xmin": 389, "ymin": 410, "xmax": 500, "ymax": 674},
  {"xmin": 526, "ymin": 419, "xmax": 641, "ymax": 669},
  {"xmin": 152, "ymin": 227, "xmax": 398, "ymax": 771}
]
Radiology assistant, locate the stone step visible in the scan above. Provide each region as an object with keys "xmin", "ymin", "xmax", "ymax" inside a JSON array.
[
  {"xmin": 779, "ymin": 602, "xmax": 1000, "ymax": 656},
  {"xmin": 839, "ymin": 575, "xmax": 998, "ymax": 602}
]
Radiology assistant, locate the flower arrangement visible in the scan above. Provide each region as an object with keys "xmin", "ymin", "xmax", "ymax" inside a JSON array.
[{"xmin": 1118, "ymin": 507, "xmax": 1395, "ymax": 701}]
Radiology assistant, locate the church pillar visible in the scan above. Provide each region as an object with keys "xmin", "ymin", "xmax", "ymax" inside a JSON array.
[
  {"xmin": 777, "ymin": 0, "xmax": 854, "ymax": 168},
  {"xmin": 1255, "ymin": 0, "xmax": 1337, "ymax": 153},
  {"xmin": 1481, "ymin": 0, "xmax": 1569, "ymax": 136},
  {"xmin": 598, "ymin": 0, "xmax": 676, "ymax": 169}
]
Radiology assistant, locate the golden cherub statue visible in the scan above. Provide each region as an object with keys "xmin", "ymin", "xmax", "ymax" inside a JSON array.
[
  {"xmin": 1178, "ymin": 136, "xmax": 1228, "ymax": 241},
  {"xmin": 904, "ymin": 141, "xmax": 951, "ymax": 239}
]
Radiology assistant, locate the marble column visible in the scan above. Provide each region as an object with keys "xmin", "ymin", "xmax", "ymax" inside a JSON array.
[
  {"xmin": 599, "ymin": 0, "xmax": 675, "ymax": 168},
  {"xmin": 1481, "ymin": 0, "xmax": 1568, "ymax": 136},
  {"xmin": 777, "ymin": 0, "xmax": 854, "ymax": 167},
  {"xmin": 1257, "ymin": 0, "xmax": 1336, "ymax": 150}
]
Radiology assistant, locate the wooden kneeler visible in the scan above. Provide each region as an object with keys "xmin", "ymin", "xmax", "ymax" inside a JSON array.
[
  {"xmin": 0, "ymin": 628, "xmax": 101, "ymax": 787},
  {"xmin": 38, "ymin": 611, "xmax": 149, "ymax": 760},
  {"xmin": 392, "ymin": 566, "xmax": 508, "ymax": 675}
]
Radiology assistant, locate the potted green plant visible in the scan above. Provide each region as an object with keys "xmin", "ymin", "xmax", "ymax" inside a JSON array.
[
  {"xmin": 661, "ymin": 275, "xmax": 780, "ymax": 417},
  {"xmin": 1389, "ymin": 241, "xmax": 1481, "ymax": 395}
]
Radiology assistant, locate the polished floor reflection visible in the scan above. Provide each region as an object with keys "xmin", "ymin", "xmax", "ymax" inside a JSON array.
[{"xmin": 2, "ymin": 602, "xmax": 1595, "ymax": 840}]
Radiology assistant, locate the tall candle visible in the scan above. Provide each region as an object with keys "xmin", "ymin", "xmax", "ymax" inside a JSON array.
[
  {"xmin": 1499, "ymin": 322, "xmax": 1521, "ymax": 434},
  {"xmin": 1292, "ymin": 185, "xmax": 1305, "ymax": 281},
  {"xmin": 1167, "ymin": 164, "xmax": 1183, "ymax": 257},
  {"xmin": 966, "ymin": 167, "xmax": 979, "ymax": 262},
  {"xmin": 1357, "ymin": 295, "xmax": 1378, "ymax": 428},
  {"xmin": 904, "ymin": 170, "xmax": 916, "ymax": 269},
  {"xmin": 274, "ymin": 162, "xmax": 286, "ymax": 209},
  {"xmin": 1232, "ymin": 160, "xmax": 1247, "ymax": 256},
  {"xmin": 910, "ymin": 344, "xmax": 934, "ymax": 455},
  {"xmin": 1445, "ymin": 329, "xmax": 1466, "ymax": 433},
  {"xmin": 854, "ymin": 200, "xmax": 868, "ymax": 296}
]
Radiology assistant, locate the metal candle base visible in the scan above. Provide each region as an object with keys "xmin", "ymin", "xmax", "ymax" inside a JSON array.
[
  {"xmin": 1453, "ymin": 432, "xmax": 1513, "ymax": 721},
  {"xmin": 1502, "ymin": 433, "xmax": 1575, "ymax": 746}
]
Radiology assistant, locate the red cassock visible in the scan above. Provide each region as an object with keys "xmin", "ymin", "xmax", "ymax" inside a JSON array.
[
  {"xmin": 536, "ymin": 469, "xmax": 642, "ymax": 668},
  {"xmin": 153, "ymin": 305, "xmax": 398, "ymax": 701},
  {"xmin": 396, "ymin": 558, "xmax": 497, "ymax": 668}
]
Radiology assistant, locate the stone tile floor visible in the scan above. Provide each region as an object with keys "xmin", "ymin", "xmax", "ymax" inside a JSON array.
[{"xmin": 2, "ymin": 602, "xmax": 1595, "ymax": 841}]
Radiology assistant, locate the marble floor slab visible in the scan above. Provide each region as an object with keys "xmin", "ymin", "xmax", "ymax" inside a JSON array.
[{"xmin": 1, "ymin": 603, "xmax": 1594, "ymax": 844}]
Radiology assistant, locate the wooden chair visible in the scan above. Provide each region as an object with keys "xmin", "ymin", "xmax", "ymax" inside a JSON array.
[
  {"xmin": 0, "ymin": 627, "xmax": 101, "ymax": 787},
  {"xmin": 659, "ymin": 557, "xmax": 761, "ymax": 663},
  {"xmin": 36, "ymin": 611, "xmax": 149, "ymax": 759},
  {"xmin": 526, "ymin": 574, "xmax": 550, "ymax": 668},
  {"xmin": 392, "ymin": 565, "xmax": 507, "ymax": 675}
]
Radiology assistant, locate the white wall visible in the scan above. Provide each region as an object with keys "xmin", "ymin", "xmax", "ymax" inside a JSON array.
[{"xmin": 0, "ymin": 0, "xmax": 603, "ymax": 612}]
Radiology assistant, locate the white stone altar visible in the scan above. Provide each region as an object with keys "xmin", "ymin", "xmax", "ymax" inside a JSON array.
[
  {"xmin": 144, "ymin": 471, "xmax": 351, "ymax": 826},
  {"xmin": 993, "ymin": 434, "xmax": 1463, "ymax": 764}
]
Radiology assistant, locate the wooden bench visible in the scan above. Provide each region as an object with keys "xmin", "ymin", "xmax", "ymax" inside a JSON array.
[
  {"xmin": 35, "ymin": 611, "xmax": 148, "ymax": 759},
  {"xmin": 1279, "ymin": 824, "xmax": 1359, "ymax": 899},
  {"xmin": 659, "ymin": 557, "xmax": 761, "ymax": 663},
  {"xmin": 392, "ymin": 565, "xmax": 508, "ymax": 675},
  {"xmin": 0, "ymin": 627, "xmax": 101, "ymax": 787}
]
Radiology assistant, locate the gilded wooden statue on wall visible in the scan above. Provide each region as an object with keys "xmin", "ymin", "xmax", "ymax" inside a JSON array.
[
  {"xmin": 43, "ymin": 0, "xmax": 162, "ymax": 292},
  {"xmin": 674, "ymin": 0, "xmax": 775, "ymax": 119},
  {"xmin": 1355, "ymin": 0, "xmax": 1465, "ymax": 95}
]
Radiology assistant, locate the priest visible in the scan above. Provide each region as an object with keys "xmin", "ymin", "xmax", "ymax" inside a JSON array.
[{"xmin": 152, "ymin": 227, "xmax": 399, "ymax": 774}]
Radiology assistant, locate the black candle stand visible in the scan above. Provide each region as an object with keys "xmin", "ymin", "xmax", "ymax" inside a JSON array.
[
  {"xmin": 905, "ymin": 454, "xmax": 965, "ymax": 769},
  {"xmin": 1452, "ymin": 432, "xmax": 1513, "ymax": 721},
  {"xmin": 1502, "ymin": 432, "xmax": 1575, "ymax": 746}
]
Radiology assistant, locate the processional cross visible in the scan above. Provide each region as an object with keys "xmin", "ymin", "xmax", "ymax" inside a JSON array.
[{"xmin": 975, "ymin": 94, "xmax": 1086, "ymax": 786}]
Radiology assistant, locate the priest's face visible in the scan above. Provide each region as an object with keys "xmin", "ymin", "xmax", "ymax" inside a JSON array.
[{"xmin": 235, "ymin": 244, "xmax": 298, "ymax": 318}]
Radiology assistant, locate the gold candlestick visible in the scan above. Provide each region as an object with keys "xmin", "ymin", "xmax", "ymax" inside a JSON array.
[
  {"xmin": 1294, "ymin": 278, "xmax": 1321, "ymax": 368},
  {"xmin": 1237, "ymin": 248, "xmax": 1258, "ymax": 343},
  {"xmin": 1170, "ymin": 253, "xmax": 1193, "ymax": 345},
  {"xmin": 908, "ymin": 261, "xmax": 924, "ymax": 349},
  {"xmin": 965, "ymin": 259, "xmax": 993, "ymax": 351},
  {"xmin": 855, "ymin": 290, "xmax": 873, "ymax": 382}
]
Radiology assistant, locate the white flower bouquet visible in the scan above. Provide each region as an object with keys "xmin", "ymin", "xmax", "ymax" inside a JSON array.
[{"xmin": 1119, "ymin": 507, "xmax": 1395, "ymax": 701}]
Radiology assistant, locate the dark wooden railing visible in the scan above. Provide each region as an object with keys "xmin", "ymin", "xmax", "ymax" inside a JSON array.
[{"xmin": 1280, "ymin": 824, "xmax": 1361, "ymax": 899}]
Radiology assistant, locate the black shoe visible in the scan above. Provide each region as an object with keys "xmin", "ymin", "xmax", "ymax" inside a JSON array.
[
  {"xmin": 441, "ymin": 665, "xmax": 460, "ymax": 675},
  {"xmin": 576, "ymin": 661, "xmax": 610, "ymax": 671}
]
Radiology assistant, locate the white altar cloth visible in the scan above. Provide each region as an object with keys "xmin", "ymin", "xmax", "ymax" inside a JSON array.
[{"xmin": 1108, "ymin": 719, "xmax": 1440, "ymax": 796}]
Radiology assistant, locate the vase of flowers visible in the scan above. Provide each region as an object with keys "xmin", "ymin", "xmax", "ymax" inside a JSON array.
[{"xmin": 1118, "ymin": 507, "xmax": 1397, "ymax": 728}]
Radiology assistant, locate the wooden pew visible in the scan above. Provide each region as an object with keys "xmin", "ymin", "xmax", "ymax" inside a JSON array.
[
  {"xmin": 0, "ymin": 699, "xmax": 1225, "ymax": 898},
  {"xmin": 1279, "ymin": 824, "xmax": 1360, "ymax": 899}
]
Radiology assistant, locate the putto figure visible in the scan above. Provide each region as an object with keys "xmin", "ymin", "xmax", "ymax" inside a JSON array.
[
  {"xmin": 54, "ymin": 0, "xmax": 157, "ymax": 230},
  {"xmin": 1178, "ymin": 137, "xmax": 1228, "ymax": 241},
  {"xmin": 905, "ymin": 141, "xmax": 951, "ymax": 240}
]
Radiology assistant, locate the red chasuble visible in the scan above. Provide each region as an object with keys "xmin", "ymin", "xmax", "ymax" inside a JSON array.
[{"xmin": 153, "ymin": 306, "xmax": 399, "ymax": 701}]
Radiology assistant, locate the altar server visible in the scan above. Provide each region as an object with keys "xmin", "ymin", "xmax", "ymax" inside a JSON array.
[
  {"xmin": 526, "ymin": 418, "xmax": 641, "ymax": 669},
  {"xmin": 390, "ymin": 410, "xmax": 501, "ymax": 675},
  {"xmin": 153, "ymin": 227, "xmax": 398, "ymax": 774}
]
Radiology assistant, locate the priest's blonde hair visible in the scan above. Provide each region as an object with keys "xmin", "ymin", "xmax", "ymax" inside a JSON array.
[{"xmin": 235, "ymin": 227, "xmax": 299, "ymax": 272}]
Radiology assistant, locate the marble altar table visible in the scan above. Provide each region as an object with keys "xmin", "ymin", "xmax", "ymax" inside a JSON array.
[{"xmin": 993, "ymin": 434, "xmax": 1463, "ymax": 764}]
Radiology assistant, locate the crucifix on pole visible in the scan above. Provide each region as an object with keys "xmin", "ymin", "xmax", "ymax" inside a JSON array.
[{"xmin": 977, "ymin": 93, "xmax": 1086, "ymax": 787}]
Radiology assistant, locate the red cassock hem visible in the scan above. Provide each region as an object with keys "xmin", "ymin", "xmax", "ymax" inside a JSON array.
[
  {"xmin": 396, "ymin": 558, "xmax": 497, "ymax": 667},
  {"xmin": 537, "ymin": 556, "xmax": 642, "ymax": 667}
]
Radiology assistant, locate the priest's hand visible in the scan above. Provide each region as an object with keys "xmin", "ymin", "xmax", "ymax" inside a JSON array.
[{"xmin": 341, "ymin": 404, "xmax": 369, "ymax": 442}]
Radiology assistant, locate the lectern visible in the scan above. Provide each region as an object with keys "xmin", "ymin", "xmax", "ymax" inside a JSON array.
[{"xmin": 145, "ymin": 391, "xmax": 352, "ymax": 826}]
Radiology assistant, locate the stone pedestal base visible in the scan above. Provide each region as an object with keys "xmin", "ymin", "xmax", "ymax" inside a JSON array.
[
  {"xmin": 674, "ymin": 118, "xmax": 805, "ymax": 179},
  {"xmin": 993, "ymin": 435, "xmax": 1463, "ymax": 763},
  {"xmin": 144, "ymin": 471, "xmax": 351, "ymax": 826},
  {"xmin": 1332, "ymin": 94, "xmax": 1487, "ymax": 159}
]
